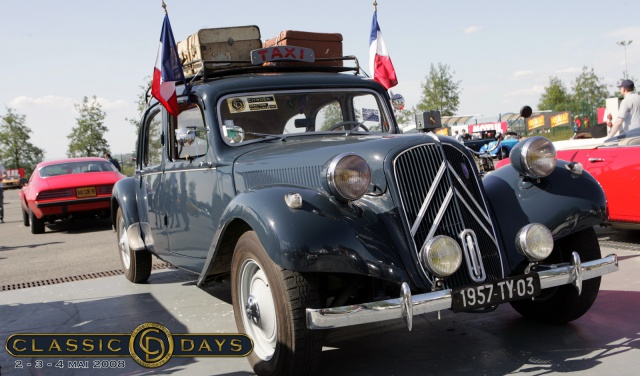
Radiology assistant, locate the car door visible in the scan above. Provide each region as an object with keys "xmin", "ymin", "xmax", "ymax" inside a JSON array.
[
  {"xmin": 580, "ymin": 143, "xmax": 640, "ymax": 223},
  {"xmin": 137, "ymin": 105, "xmax": 171, "ymax": 256},
  {"xmin": 162, "ymin": 99, "xmax": 217, "ymax": 273}
]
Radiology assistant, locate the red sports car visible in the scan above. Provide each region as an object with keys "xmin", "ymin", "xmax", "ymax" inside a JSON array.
[
  {"xmin": 19, "ymin": 157, "xmax": 125, "ymax": 234},
  {"xmin": 495, "ymin": 129, "xmax": 640, "ymax": 229}
]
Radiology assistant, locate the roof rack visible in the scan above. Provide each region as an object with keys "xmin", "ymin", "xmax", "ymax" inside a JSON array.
[{"xmin": 182, "ymin": 55, "xmax": 361, "ymax": 83}]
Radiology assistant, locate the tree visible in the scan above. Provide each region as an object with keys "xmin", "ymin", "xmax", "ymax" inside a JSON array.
[
  {"xmin": 538, "ymin": 76, "xmax": 571, "ymax": 112},
  {"xmin": 0, "ymin": 107, "xmax": 45, "ymax": 175},
  {"xmin": 571, "ymin": 66, "xmax": 609, "ymax": 120},
  {"xmin": 126, "ymin": 77, "xmax": 151, "ymax": 135},
  {"xmin": 320, "ymin": 103, "xmax": 344, "ymax": 130},
  {"xmin": 416, "ymin": 63, "xmax": 462, "ymax": 116},
  {"xmin": 67, "ymin": 96, "xmax": 110, "ymax": 157}
]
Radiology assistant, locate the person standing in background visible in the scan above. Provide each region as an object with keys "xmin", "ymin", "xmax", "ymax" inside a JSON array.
[
  {"xmin": 609, "ymin": 79, "xmax": 640, "ymax": 137},
  {"xmin": 0, "ymin": 161, "xmax": 6, "ymax": 223},
  {"xmin": 105, "ymin": 153, "xmax": 121, "ymax": 172}
]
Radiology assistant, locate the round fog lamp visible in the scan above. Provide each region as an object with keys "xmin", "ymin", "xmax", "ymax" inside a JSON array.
[
  {"xmin": 515, "ymin": 223, "xmax": 554, "ymax": 262},
  {"xmin": 419, "ymin": 236, "xmax": 463, "ymax": 278}
]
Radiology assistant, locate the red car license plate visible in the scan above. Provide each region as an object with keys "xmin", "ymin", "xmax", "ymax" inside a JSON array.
[
  {"xmin": 76, "ymin": 187, "xmax": 97, "ymax": 198},
  {"xmin": 451, "ymin": 274, "xmax": 540, "ymax": 312}
]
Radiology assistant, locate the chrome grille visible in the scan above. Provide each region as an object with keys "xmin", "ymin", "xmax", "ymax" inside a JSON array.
[{"xmin": 393, "ymin": 143, "xmax": 504, "ymax": 288}]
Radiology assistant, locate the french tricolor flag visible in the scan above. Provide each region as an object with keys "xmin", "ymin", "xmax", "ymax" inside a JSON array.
[
  {"xmin": 152, "ymin": 14, "xmax": 185, "ymax": 117},
  {"xmin": 369, "ymin": 10, "xmax": 398, "ymax": 90}
]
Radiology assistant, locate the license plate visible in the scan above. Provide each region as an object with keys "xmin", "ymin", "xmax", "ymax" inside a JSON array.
[
  {"xmin": 451, "ymin": 274, "xmax": 540, "ymax": 312},
  {"xmin": 76, "ymin": 187, "xmax": 96, "ymax": 198}
]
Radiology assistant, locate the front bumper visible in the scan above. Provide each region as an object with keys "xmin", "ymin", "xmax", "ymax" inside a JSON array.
[{"xmin": 306, "ymin": 252, "xmax": 618, "ymax": 330}]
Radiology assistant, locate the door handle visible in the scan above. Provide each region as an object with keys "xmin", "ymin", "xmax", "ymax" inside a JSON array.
[{"xmin": 588, "ymin": 158, "xmax": 604, "ymax": 163}]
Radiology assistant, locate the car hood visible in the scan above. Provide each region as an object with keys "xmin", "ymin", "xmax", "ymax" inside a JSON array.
[{"xmin": 232, "ymin": 133, "xmax": 439, "ymax": 193}]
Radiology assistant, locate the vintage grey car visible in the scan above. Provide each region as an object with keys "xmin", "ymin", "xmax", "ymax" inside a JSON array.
[{"xmin": 112, "ymin": 45, "xmax": 619, "ymax": 375}]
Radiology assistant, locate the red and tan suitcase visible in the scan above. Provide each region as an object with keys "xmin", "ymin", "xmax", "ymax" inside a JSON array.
[
  {"xmin": 263, "ymin": 30, "xmax": 343, "ymax": 66},
  {"xmin": 177, "ymin": 25, "xmax": 262, "ymax": 75}
]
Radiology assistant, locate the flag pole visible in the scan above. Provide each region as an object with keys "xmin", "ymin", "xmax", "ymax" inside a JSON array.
[
  {"xmin": 373, "ymin": 1, "xmax": 377, "ymax": 11},
  {"xmin": 162, "ymin": 0, "xmax": 167, "ymax": 14}
]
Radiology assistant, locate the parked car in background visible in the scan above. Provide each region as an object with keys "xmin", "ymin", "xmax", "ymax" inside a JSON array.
[
  {"xmin": 479, "ymin": 131, "xmax": 520, "ymax": 160},
  {"xmin": 19, "ymin": 157, "xmax": 125, "ymax": 234},
  {"xmin": 495, "ymin": 128, "xmax": 640, "ymax": 229},
  {"xmin": 463, "ymin": 129, "xmax": 499, "ymax": 152}
]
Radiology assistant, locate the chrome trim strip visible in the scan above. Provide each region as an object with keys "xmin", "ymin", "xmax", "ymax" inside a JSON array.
[
  {"xmin": 425, "ymin": 187, "xmax": 454, "ymax": 240},
  {"xmin": 454, "ymin": 189, "xmax": 499, "ymax": 250},
  {"xmin": 306, "ymin": 253, "xmax": 619, "ymax": 330},
  {"xmin": 447, "ymin": 163, "xmax": 490, "ymax": 224},
  {"xmin": 459, "ymin": 229, "xmax": 486, "ymax": 282},
  {"xmin": 410, "ymin": 161, "xmax": 447, "ymax": 236}
]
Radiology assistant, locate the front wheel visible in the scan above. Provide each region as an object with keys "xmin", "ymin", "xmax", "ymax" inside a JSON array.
[
  {"xmin": 510, "ymin": 227, "xmax": 602, "ymax": 324},
  {"xmin": 116, "ymin": 207, "xmax": 151, "ymax": 283},
  {"xmin": 498, "ymin": 147, "xmax": 509, "ymax": 160},
  {"xmin": 231, "ymin": 231, "xmax": 322, "ymax": 376}
]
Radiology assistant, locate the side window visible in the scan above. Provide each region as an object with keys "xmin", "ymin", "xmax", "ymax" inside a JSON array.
[
  {"xmin": 169, "ymin": 102, "xmax": 208, "ymax": 161},
  {"xmin": 143, "ymin": 108, "xmax": 163, "ymax": 168}
]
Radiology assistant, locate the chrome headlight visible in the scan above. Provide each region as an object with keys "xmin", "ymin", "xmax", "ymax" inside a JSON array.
[
  {"xmin": 419, "ymin": 236, "xmax": 463, "ymax": 278},
  {"xmin": 327, "ymin": 153, "xmax": 371, "ymax": 202},
  {"xmin": 515, "ymin": 223, "xmax": 554, "ymax": 262},
  {"xmin": 510, "ymin": 136, "xmax": 557, "ymax": 178}
]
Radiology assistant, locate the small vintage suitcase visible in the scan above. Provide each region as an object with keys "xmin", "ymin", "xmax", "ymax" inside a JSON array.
[
  {"xmin": 177, "ymin": 25, "xmax": 262, "ymax": 75},
  {"xmin": 263, "ymin": 30, "xmax": 343, "ymax": 66}
]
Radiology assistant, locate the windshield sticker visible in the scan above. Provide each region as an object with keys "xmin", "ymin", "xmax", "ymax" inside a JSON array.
[{"xmin": 227, "ymin": 95, "xmax": 278, "ymax": 113}]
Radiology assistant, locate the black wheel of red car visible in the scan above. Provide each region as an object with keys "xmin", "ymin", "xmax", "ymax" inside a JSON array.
[
  {"xmin": 29, "ymin": 208, "xmax": 44, "ymax": 234},
  {"xmin": 116, "ymin": 207, "xmax": 151, "ymax": 283},
  {"xmin": 22, "ymin": 207, "xmax": 30, "ymax": 227},
  {"xmin": 231, "ymin": 231, "xmax": 322, "ymax": 376},
  {"xmin": 510, "ymin": 227, "xmax": 601, "ymax": 324}
]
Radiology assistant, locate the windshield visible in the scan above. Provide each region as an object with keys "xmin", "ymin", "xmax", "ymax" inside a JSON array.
[
  {"xmin": 602, "ymin": 127, "xmax": 640, "ymax": 146},
  {"xmin": 39, "ymin": 161, "xmax": 116, "ymax": 177},
  {"xmin": 217, "ymin": 89, "xmax": 393, "ymax": 145}
]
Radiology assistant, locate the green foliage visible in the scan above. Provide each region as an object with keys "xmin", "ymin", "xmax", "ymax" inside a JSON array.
[
  {"xmin": 0, "ymin": 107, "xmax": 45, "ymax": 176},
  {"xmin": 536, "ymin": 66, "xmax": 609, "ymax": 130},
  {"xmin": 125, "ymin": 77, "xmax": 152, "ymax": 154},
  {"xmin": 571, "ymin": 66, "xmax": 609, "ymax": 120},
  {"xmin": 538, "ymin": 76, "xmax": 571, "ymax": 112},
  {"xmin": 394, "ymin": 107, "xmax": 416, "ymax": 127},
  {"xmin": 67, "ymin": 96, "xmax": 110, "ymax": 158},
  {"xmin": 416, "ymin": 63, "xmax": 461, "ymax": 117},
  {"xmin": 320, "ymin": 102, "xmax": 344, "ymax": 130}
]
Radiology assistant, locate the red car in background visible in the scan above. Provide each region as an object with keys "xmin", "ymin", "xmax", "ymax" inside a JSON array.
[
  {"xmin": 19, "ymin": 157, "xmax": 125, "ymax": 234},
  {"xmin": 495, "ymin": 129, "xmax": 640, "ymax": 229}
]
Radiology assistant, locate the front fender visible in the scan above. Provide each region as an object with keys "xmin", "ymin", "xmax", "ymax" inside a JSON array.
[
  {"xmin": 198, "ymin": 186, "xmax": 408, "ymax": 286},
  {"xmin": 484, "ymin": 160, "xmax": 607, "ymax": 269}
]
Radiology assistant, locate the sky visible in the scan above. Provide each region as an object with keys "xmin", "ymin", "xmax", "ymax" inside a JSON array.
[{"xmin": 1, "ymin": 0, "xmax": 639, "ymax": 160}]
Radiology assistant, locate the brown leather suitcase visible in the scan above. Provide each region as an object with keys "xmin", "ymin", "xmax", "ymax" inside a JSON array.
[
  {"xmin": 263, "ymin": 30, "xmax": 343, "ymax": 66},
  {"xmin": 177, "ymin": 26, "xmax": 262, "ymax": 75}
]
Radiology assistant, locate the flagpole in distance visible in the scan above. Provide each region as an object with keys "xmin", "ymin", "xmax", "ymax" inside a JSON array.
[
  {"xmin": 162, "ymin": 0, "xmax": 167, "ymax": 14},
  {"xmin": 373, "ymin": 1, "xmax": 377, "ymax": 11}
]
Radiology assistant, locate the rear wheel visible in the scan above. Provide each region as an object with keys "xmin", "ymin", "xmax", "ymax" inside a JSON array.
[
  {"xmin": 22, "ymin": 207, "xmax": 30, "ymax": 227},
  {"xmin": 510, "ymin": 227, "xmax": 601, "ymax": 324},
  {"xmin": 29, "ymin": 208, "xmax": 44, "ymax": 234},
  {"xmin": 116, "ymin": 207, "xmax": 151, "ymax": 283},
  {"xmin": 231, "ymin": 231, "xmax": 322, "ymax": 376}
]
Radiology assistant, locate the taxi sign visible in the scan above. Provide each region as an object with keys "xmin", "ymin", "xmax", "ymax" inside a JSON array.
[{"xmin": 251, "ymin": 46, "xmax": 315, "ymax": 65}]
